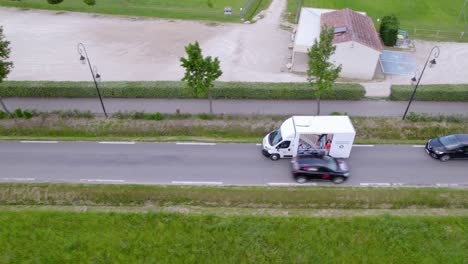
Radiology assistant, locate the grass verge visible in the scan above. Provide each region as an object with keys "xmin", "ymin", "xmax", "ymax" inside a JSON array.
[
  {"xmin": 391, "ymin": 84, "xmax": 468, "ymax": 102},
  {"xmin": 0, "ymin": 114, "xmax": 466, "ymax": 143},
  {"xmin": 0, "ymin": 211, "xmax": 466, "ymax": 263},
  {"xmin": 1, "ymin": 184, "xmax": 466, "ymax": 209}
]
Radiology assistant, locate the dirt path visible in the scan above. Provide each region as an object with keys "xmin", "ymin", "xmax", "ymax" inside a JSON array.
[
  {"xmin": 1, "ymin": 2, "xmax": 468, "ymax": 88},
  {"xmin": 0, "ymin": 0, "xmax": 303, "ymax": 82}
]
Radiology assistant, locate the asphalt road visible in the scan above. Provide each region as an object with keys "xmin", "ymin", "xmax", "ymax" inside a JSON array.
[
  {"xmin": 3, "ymin": 98, "xmax": 468, "ymax": 116},
  {"xmin": 0, "ymin": 141, "xmax": 467, "ymax": 187}
]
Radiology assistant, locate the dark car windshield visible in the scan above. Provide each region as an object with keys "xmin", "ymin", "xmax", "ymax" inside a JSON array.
[
  {"xmin": 269, "ymin": 130, "xmax": 283, "ymax": 146},
  {"xmin": 322, "ymin": 156, "xmax": 338, "ymax": 171},
  {"xmin": 438, "ymin": 135, "xmax": 462, "ymax": 150}
]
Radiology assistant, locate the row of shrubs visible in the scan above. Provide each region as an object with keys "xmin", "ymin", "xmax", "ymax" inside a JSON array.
[
  {"xmin": 390, "ymin": 84, "xmax": 468, "ymax": 102},
  {"xmin": 0, "ymin": 81, "xmax": 365, "ymax": 100}
]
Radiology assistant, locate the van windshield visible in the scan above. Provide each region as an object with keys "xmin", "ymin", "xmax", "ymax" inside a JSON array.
[{"xmin": 269, "ymin": 130, "xmax": 283, "ymax": 146}]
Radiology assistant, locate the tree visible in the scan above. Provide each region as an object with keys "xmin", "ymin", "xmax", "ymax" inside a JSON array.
[
  {"xmin": 379, "ymin": 15, "xmax": 399, "ymax": 46},
  {"xmin": 0, "ymin": 26, "xmax": 14, "ymax": 115},
  {"xmin": 180, "ymin": 41, "xmax": 222, "ymax": 115},
  {"xmin": 307, "ymin": 26, "xmax": 342, "ymax": 115}
]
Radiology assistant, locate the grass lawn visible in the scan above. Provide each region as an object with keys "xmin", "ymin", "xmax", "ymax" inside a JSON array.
[
  {"xmin": 0, "ymin": 211, "xmax": 466, "ymax": 263},
  {"xmin": 0, "ymin": 0, "xmax": 272, "ymax": 22},
  {"xmin": 288, "ymin": 0, "xmax": 466, "ymax": 32},
  {"xmin": 0, "ymin": 114, "xmax": 466, "ymax": 144}
]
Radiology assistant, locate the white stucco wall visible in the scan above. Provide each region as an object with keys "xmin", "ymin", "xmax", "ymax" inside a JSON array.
[{"xmin": 331, "ymin": 42, "xmax": 381, "ymax": 80}]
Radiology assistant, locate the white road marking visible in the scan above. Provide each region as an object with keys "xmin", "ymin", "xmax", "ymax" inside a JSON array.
[
  {"xmin": 256, "ymin": 143, "xmax": 262, "ymax": 146},
  {"xmin": 80, "ymin": 179, "xmax": 125, "ymax": 183},
  {"xmin": 435, "ymin": 183, "xmax": 459, "ymax": 187},
  {"xmin": 412, "ymin": 145, "xmax": 425, "ymax": 148},
  {"xmin": 98, "ymin": 141, "xmax": 135, "ymax": 145},
  {"xmin": 0, "ymin": 178, "xmax": 35, "ymax": 181},
  {"xmin": 268, "ymin": 182, "xmax": 317, "ymax": 186},
  {"xmin": 360, "ymin": 183, "xmax": 391, "ymax": 186},
  {"xmin": 171, "ymin": 181, "xmax": 222, "ymax": 185},
  {"xmin": 176, "ymin": 142, "xmax": 216, "ymax": 146},
  {"xmin": 353, "ymin": 144, "xmax": 374, "ymax": 147},
  {"xmin": 20, "ymin": 141, "xmax": 58, "ymax": 144}
]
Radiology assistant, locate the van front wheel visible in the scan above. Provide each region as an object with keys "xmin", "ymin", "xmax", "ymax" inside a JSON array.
[{"xmin": 270, "ymin": 154, "xmax": 280, "ymax": 161}]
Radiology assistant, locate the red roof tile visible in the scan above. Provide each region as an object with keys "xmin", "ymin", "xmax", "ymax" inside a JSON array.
[{"xmin": 320, "ymin": 9, "xmax": 383, "ymax": 52}]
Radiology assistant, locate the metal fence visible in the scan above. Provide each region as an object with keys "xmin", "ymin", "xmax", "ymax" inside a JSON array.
[{"xmin": 403, "ymin": 28, "xmax": 468, "ymax": 42}]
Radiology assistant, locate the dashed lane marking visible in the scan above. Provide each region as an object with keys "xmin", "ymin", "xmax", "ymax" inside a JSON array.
[
  {"xmin": 352, "ymin": 144, "xmax": 374, "ymax": 147},
  {"xmin": 175, "ymin": 142, "xmax": 216, "ymax": 146},
  {"xmin": 412, "ymin": 145, "xmax": 425, "ymax": 148},
  {"xmin": 171, "ymin": 181, "xmax": 222, "ymax": 185},
  {"xmin": 268, "ymin": 182, "xmax": 317, "ymax": 186},
  {"xmin": 80, "ymin": 179, "xmax": 126, "ymax": 183},
  {"xmin": 0, "ymin": 178, "xmax": 35, "ymax": 181},
  {"xmin": 20, "ymin": 141, "xmax": 58, "ymax": 144},
  {"xmin": 98, "ymin": 141, "xmax": 135, "ymax": 145}
]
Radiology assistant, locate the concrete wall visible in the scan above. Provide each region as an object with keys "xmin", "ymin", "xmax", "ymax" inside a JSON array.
[
  {"xmin": 292, "ymin": 41, "xmax": 381, "ymax": 80},
  {"xmin": 331, "ymin": 41, "xmax": 380, "ymax": 80}
]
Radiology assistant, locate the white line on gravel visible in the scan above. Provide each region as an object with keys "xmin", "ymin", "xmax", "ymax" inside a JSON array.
[
  {"xmin": 176, "ymin": 142, "xmax": 216, "ymax": 146},
  {"xmin": 20, "ymin": 141, "xmax": 58, "ymax": 144},
  {"xmin": 0, "ymin": 178, "xmax": 35, "ymax": 181},
  {"xmin": 353, "ymin": 144, "xmax": 374, "ymax": 147},
  {"xmin": 412, "ymin": 145, "xmax": 425, "ymax": 148},
  {"xmin": 80, "ymin": 179, "xmax": 126, "ymax": 183},
  {"xmin": 171, "ymin": 181, "xmax": 222, "ymax": 185},
  {"xmin": 268, "ymin": 182, "xmax": 317, "ymax": 186},
  {"xmin": 98, "ymin": 141, "xmax": 135, "ymax": 145}
]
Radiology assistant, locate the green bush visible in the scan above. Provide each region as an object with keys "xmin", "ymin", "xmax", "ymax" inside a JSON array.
[
  {"xmin": 390, "ymin": 84, "xmax": 468, "ymax": 101},
  {"xmin": 47, "ymin": 0, "xmax": 63, "ymax": 4},
  {"xmin": 0, "ymin": 111, "xmax": 8, "ymax": 119},
  {"xmin": 14, "ymin": 108, "xmax": 23, "ymax": 118},
  {"xmin": 0, "ymin": 81, "xmax": 366, "ymax": 100},
  {"xmin": 22, "ymin": 109, "xmax": 32, "ymax": 119},
  {"xmin": 379, "ymin": 15, "xmax": 399, "ymax": 46},
  {"xmin": 50, "ymin": 110, "xmax": 94, "ymax": 119},
  {"xmin": 83, "ymin": 0, "xmax": 96, "ymax": 5}
]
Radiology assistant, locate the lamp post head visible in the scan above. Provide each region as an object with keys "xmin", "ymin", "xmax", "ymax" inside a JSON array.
[
  {"xmin": 429, "ymin": 58, "xmax": 436, "ymax": 68},
  {"xmin": 79, "ymin": 55, "xmax": 86, "ymax": 65}
]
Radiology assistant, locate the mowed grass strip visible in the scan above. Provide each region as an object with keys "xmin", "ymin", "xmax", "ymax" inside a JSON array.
[
  {"xmin": 288, "ymin": 0, "xmax": 465, "ymax": 31},
  {"xmin": 0, "ymin": 211, "xmax": 466, "ymax": 263},
  {"xmin": 0, "ymin": 0, "xmax": 272, "ymax": 22},
  {"xmin": 1, "ymin": 184, "xmax": 467, "ymax": 209},
  {"xmin": 0, "ymin": 115, "xmax": 466, "ymax": 144}
]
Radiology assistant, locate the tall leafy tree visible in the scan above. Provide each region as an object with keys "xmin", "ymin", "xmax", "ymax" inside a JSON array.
[
  {"xmin": 0, "ymin": 26, "xmax": 14, "ymax": 115},
  {"xmin": 307, "ymin": 26, "xmax": 342, "ymax": 115},
  {"xmin": 180, "ymin": 41, "xmax": 222, "ymax": 115}
]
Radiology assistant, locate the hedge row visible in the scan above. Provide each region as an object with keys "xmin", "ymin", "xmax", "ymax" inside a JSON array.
[
  {"xmin": 0, "ymin": 81, "xmax": 365, "ymax": 100},
  {"xmin": 390, "ymin": 84, "xmax": 468, "ymax": 102}
]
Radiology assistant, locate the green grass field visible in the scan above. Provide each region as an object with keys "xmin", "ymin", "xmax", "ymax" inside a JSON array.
[
  {"xmin": 0, "ymin": 0, "xmax": 272, "ymax": 22},
  {"xmin": 288, "ymin": 0, "xmax": 467, "ymax": 39},
  {"xmin": 0, "ymin": 211, "xmax": 466, "ymax": 263}
]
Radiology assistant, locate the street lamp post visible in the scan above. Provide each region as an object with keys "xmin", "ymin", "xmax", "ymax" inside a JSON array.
[
  {"xmin": 402, "ymin": 46, "xmax": 440, "ymax": 120},
  {"xmin": 77, "ymin": 43, "xmax": 108, "ymax": 118}
]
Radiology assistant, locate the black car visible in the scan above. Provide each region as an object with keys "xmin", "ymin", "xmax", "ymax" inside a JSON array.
[
  {"xmin": 425, "ymin": 134, "xmax": 468, "ymax": 161},
  {"xmin": 290, "ymin": 154, "xmax": 350, "ymax": 184}
]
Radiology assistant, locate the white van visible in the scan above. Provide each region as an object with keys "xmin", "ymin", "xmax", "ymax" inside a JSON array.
[{"xmin": 261, "ymin": 116, "xmax": 356, "ymax": 160}]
